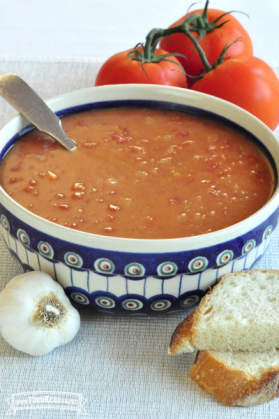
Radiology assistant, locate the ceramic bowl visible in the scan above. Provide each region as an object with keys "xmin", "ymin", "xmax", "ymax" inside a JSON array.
[{"xmin": 0, "ymin": 84, "xmax": 278, "ymax": 315}]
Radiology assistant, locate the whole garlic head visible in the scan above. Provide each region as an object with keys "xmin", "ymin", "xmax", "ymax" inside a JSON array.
[{"xmin": 0, "ymin": 271, "xmax": 80, "ymax": 356}]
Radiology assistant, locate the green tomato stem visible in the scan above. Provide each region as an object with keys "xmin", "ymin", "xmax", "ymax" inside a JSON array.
[
  {"xmin": 143, "ymin": 13, "xmax": 212, "ymax": 73},
  {"xmin": 130, "ymin": 0, "xmax": 246, "ymax": 79}
]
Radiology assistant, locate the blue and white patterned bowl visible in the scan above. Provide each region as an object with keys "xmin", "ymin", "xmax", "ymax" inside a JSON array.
[{"xmin": 0, "ymin": 84, "xmax": 278, "ymax": 315}]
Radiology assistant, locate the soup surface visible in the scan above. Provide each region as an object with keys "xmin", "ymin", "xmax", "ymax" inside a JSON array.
[{"xmin": 0, "ymin": 108, "xmax": 274, "ymax": 239}]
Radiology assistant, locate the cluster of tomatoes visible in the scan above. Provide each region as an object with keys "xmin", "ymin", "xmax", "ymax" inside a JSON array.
[{"xmin": 95, "ymin": 2, "xmax": 279, "ymax": 131}]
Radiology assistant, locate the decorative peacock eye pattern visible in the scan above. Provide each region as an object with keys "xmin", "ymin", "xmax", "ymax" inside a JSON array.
[
  {"xmin": 150, "ymin": 300, "xmax": 171, "ymax": 311},
  {"xmin": 17, "ymin": 229, "xmax": 30, "ymax": 247},
  {"xmin": 4, "ymin": 193, "xmax": 278, "ymax": 316},
  {"xmin": 71, "ymin": 292, "xmax": 89, "ymax": 305},
  {"xmin": 242, "ymin": 239, "xmax": 256, "ymax": 255},
  {"xmin": 95, "ymin": 296, "xmax": 115, "ymax": 309},
  {"xmin": 263, "ymin": 225, "xmax": 273, "ymax": 241},
  {"xmin": 122, "ymin": 299, "xmax": 143, "ymax": 311},
  {"xmin": 180, "ymin": 295, "xmax": 200, "ymax": 307},
  {"xmin": 157, "ymin": 262, "xmax": 178, "ymax": 277},
  {"xmin": 38, "ymin": 241, "xmax": 54, "ymax": 259},
  {"xmin": 64, "ymin": 252, "xmax": 83, "ymax": 268},
  {"xmin": 94, "ymin": 258, "xmax": 115, "ymax": 274},
  {"xmin": 1, "ymin": 215, "xmax": 10, "ymax": 232},
  {"xmin": 188, "ymin": 256, "xmax": 209, "ymax": 273},
  {"xmin": 124, "ymin": 263, "xmax": 145, "ymax": 277},
  {"xmin": 216, "ymin": 250, "xmax": 234, "ymax": 266}
]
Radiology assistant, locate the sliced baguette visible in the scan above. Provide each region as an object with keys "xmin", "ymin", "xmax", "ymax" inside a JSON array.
[
  {"xmin": 169, "ymin": 270, "xmax": 279, "ymax": 353},
  {"xmin": 190, "ymin": 350, "xmax": 279, "ymax": 407}
]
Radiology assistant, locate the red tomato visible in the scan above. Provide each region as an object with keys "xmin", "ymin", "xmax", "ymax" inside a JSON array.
[
  {"xmin": 95, "ymin": 48, "xmax": 187, "ymax": 88},
  {"xmin": 191, "ymin": 56, "xmax": 279, "ymax": 131},
  {"xmin": 160, "ymin": 9, "xmax": 253, "ymax": 79}
]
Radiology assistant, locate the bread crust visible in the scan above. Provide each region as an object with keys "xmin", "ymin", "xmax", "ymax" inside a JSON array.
[
  {"xmin": 168, "ymin": 287, "xmax": 215, "ymax": 355},
  {"xmin": 190, "ymin": 350, "xmax": 279, "ymax": 407},
  {"xmin": 168, "ymin": 311, "xmax": 196, "ymax": 355}
]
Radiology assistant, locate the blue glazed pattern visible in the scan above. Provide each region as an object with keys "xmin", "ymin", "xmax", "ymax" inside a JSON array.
[
  {"xmin": 0, "ymin": 208, "xmax": 277, "ymax": 314},
  {"xmin": 64, "ymin": 287, "xmax": 206, "ymax": 315},
  {"xmin": 1, "ymin": 203, "xmax": 278, "ymax": 278}
]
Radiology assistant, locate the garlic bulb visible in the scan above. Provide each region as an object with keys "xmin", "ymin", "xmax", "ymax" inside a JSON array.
[{"xmin": 0, "ymin": 271, "xmax": 80, "ymax": 356}]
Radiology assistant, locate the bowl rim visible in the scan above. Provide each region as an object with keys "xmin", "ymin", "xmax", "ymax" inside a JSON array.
[{"xmin": 0, "ymin": 83, "xmax": 278, "ymax": 253}]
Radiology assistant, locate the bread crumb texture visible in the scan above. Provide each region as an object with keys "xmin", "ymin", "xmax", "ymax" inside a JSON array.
[
  {"xmin": 194, "ymin": 270, "xmax": 279, "ymax": 352},
  {"xmin": 214, "ymin": 350, "xmax": 279, "ymax": 378}
]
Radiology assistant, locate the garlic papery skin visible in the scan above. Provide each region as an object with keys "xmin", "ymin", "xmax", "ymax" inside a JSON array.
[{"xmin": 0, "ymin": 271, "xmax": 80, "ymax": 356}]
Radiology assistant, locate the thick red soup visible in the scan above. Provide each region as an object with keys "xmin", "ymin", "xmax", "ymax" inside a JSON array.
[{"xmin": 0, "ymin": 108, "xmax": 274, "ymax": 239}]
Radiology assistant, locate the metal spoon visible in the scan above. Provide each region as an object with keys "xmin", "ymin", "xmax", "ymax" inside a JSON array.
[{"xmin": 0, "ymin": 73, "xmax": 76, "ymax": 151}]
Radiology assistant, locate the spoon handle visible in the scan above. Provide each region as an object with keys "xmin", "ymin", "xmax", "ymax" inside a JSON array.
[{"xmin": 0, "ymin": 74, "xmax": 76, "ymax": 151}]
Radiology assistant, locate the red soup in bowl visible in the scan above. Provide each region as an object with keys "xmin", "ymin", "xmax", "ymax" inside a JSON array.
[{"xmin": 0, "ymin": 107, "xmax": 274, "ymax": 239}]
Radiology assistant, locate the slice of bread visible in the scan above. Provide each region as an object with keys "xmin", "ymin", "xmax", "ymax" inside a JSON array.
[
  {"xmin": 190, "ymin": 350, "xmax": 279, "ymax": 407},
  {"xmin": 169, "ymin": 270, "xmax": 279, "ymax": 353}
]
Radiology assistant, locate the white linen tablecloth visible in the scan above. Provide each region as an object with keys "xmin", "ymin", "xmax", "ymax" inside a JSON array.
[{"xmin": 0, "ymin": 57, "xmax": 279, "ymax": 419}]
